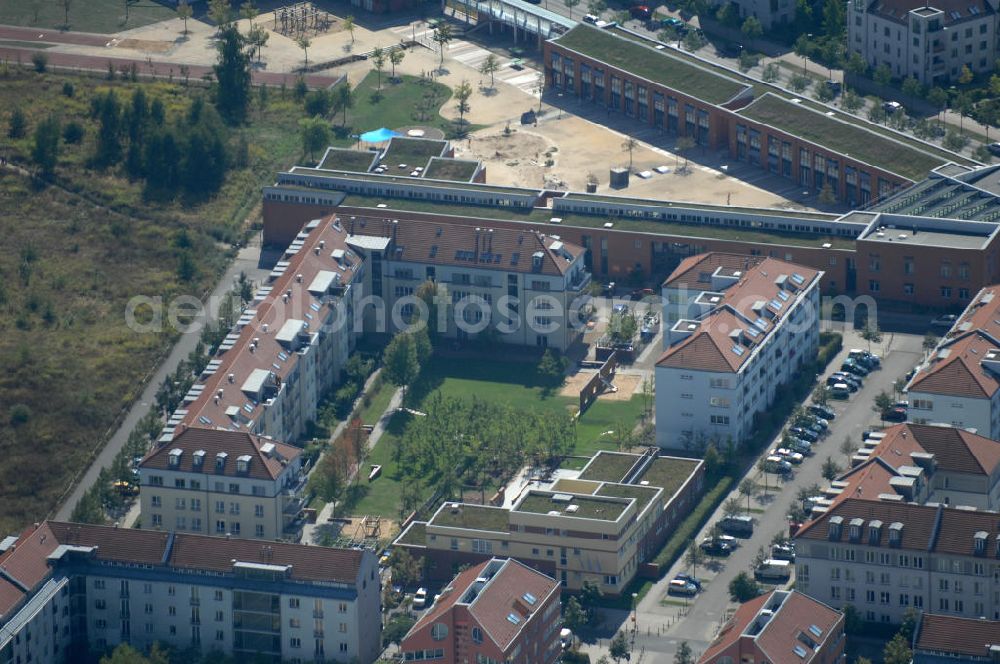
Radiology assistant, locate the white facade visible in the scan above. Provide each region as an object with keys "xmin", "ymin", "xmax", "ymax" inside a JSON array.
[
  {"xmin": 907, "ymin": 391, "xmax": 999, "ymax": 438},
  {"xmin": 656, "ymin": 257, "xmax": 822, "ymax": 449},
  {"xmin": 847, "ymin": 0, "xmax": 1000, "ymax": 85}
]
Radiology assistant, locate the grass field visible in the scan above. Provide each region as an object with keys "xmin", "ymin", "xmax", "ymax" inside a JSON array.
[
  {"xmin": 0, "ymin": 64, "xmax": 457, "ymax": 534},
  {"xmin": 345, "ymin": 357, "xmax": 648, "ymax": 521},
  {"xmin": 357, "ymin": 379, "xmax": 397, "ymax": 426},
  {"xmin": 0, "ymin": 0, "xmax": 178, "ymax": 34}
]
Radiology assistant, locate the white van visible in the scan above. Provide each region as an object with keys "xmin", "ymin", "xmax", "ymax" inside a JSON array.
[{"xmin": 755, "ymin": 559, "xmax": 791, "ymax": 582}]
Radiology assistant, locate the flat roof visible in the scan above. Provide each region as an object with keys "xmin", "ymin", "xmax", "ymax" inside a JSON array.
[
  {"xmin": 636, "ymin": 457, "xmax": 702, "ymax": 497},
  {"xmin": 430, "ymin": 504, "xmax": 510, "ymax": 532},
  {"xmin": 552, "ymin": 24, "xmax": 748, "ymax": 105},
  {"xmin": 423, "ymin": 157, "xmax": 480, "ymax": 182},
  {"xmin": 284, "ymin": 167, "xmax": 535, "ymax": 196},
  {"xmin": 337, "ymin": 195, "xmax": 857, "ymax": 249},
  {"xmin": 380, "ymin": 137, "xmax": 448, "ymax": 169},
  {"xmin": 318, "ymin": 147, "xmax": 377, "ymax": 173},
  {"xmin": 515, "ymin": 491, "xmax": 629, "ymax": 521},
  {"xmin": 561, "ymin": 192, "xmax": 836, "ymax": 220},
  {"xmin": 738, "ymin": 94, "xmax": 946, "ymax": 182},
  {"xmin": 577, "ymin": 452, "xmax": 639, "ymax": 483},
  {"xmin": 594, "ymin": 483, "xmax": 659, "ymax": 513},
  {"xmin": 861, "ymin": 227, "xmax": 991, "ymax": 248}
]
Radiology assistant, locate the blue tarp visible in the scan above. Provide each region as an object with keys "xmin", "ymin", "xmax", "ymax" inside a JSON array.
[{"xmin": 359, "ymin": 128, "xmax": 399, "ymax": 143}]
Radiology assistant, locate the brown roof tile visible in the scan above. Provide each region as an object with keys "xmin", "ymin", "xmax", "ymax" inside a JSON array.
[
  {"xmin": 871, "ymin": 423, "xmax": 1000, "ymax": 476},
  {"xmin": 698, "ymin": 592, "xmax": 770, "ymax": 662},
  {"xmin": 348, "ymin": 217, "xmax": 585, "ymax": 277},
  {"xmin": 0, "ymin": 577, "xmax": 25, "ymax": 621},
  {"xmin": 46, "ymin": 522, "xmax": 170, "ymax": 566},
  {"xmin": 908, "ymin": 332, "xmax": 998, "ymax": 399},
  {"xmin": 140, "ymin": 427, "xmax": 299, "ymax": 481},
  {"xmin": 469, "ymin": 559, "xmax": 559, "ymax": 651},
  {"xmin": 657, "ymin": 330, "xmax": 738, "ymax": 373},
  {"xmin": 916, "ymin": 614, "xmax": 1000, "ymax": 657},
  {"xmin": 663, "ymin": 253, "xmax": 764, "ymax": 289},
  {"xmin": 0, "ymin": 523, "xmax": 59, "ymax": 592},
  {"xmin": 756, "ymin": 592, "xmax": 843, "ymax": 664}
]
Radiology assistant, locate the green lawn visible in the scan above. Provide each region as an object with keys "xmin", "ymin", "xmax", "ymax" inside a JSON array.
[
  {"xmin": 343, "ymin": 357, "xmax": 648, "ymax": 522},
  {"xmin": 357, "ymin": 379, "xmax": 397, "ymax": 426},
  {"xmin": 0, "ymin": 0, "xmax": 177, "ymax": 34}
]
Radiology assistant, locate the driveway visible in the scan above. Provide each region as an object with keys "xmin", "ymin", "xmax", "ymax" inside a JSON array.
[{"xmin": 578, "ymin": 328, "xmax": 924, "ymax": 661}]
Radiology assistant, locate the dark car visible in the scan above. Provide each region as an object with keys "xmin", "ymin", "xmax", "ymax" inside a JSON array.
[
  {"xmin": 840, "ymin": 360, "xmax": 869, "ymax": 377},
  {"xmin": 674, "ymin": 573, "xmax": 702, "ymax": 590},
  {"xmin": 789, "ymin": 427, "xmax": 819, "ymax": 443},
  {"xmin": 700, "ymin": 538, "xmax": 733, "ymax": 556},
  {"xmin": 831, "ymin": 371, "xmax": 862, "ymax": 386},
  {"xmin": 827, "ymin": 376, "xmax": 858, "ymax": 392},
  {"xmin": 630, "ymin": 287, "xmax": 656, "ymax": 300},
  {"xmin": 809, "ymin": 404, "xmax": 835, "ymax": 420},
  {"xmin": 771, "ymin": 544, "xmax": 796, "ymax": 562},
  {"xmin": 882, "ymin": 407, "xmax": 907, "ymax": 422}
]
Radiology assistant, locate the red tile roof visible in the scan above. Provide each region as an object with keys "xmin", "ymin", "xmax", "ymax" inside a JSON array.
[
  {"xmin": 870, "ymin": 423, "xmax": 1000, "ymax": 476},
  {"xmin": 469, "ymin": 559, "xmax": 559, "ymax": 651},
  {"xmin": 347, "ymin": 217, "xmax": 585, "ymax": 277},
  {"xmin": 180, "ymin": 216, "xmax": 360, "ymax": 436},
  {"xmin": 699, "ymin": 592, "xmax": 770, "ymax": 662},
  {"xmin": 658, "ymin": 254, "xmax": 820, "ymax": 373},
  {"xmin": 0, "ymin": 577, "xmax": 25, "ymax": 621},
  {"xmin": 0, "ymin": 522, "xmax": 367, "ymax": 591},
  {"xmin": 662, "ymin": 253, "xmax": 764, "ymax": 289},
  {"xmin": 870, "ymin": 0, "xmax": 993, "ymax": 25},
  {"xmin": 140, "ymin": 427, "xmax": 300, "ymax": 481},
  {"xmin": 915, "ymin": 614, "xmax": 1000, "ymax": 657},
  {"xmin": 909, "ymin": 285, "xmax": 1000, "ymax": 399},
  {"xmin": 755, "ymin": 592, "xmax": 843, "ymax": 663}
]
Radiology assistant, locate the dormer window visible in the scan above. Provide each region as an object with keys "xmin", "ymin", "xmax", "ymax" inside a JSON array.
[
  {"xmin": 215, "ymin": 452, "xmax": 228, "ymax": 472},
  {"xmin": 236, "ymin": 455, "xmax": 252, "ymax": 474},
  {"xmin": 193, "ymin": 450, "xmax": 205, "ymax": 468},
  {"xmin": 868, "ymin": 520, "xmax": 882, "ymax": 546},
  {"xmin": 975, "ymin": 531, "xmax": 988, "ymax": 555},
  {"xmin": 168, "ymin": 448, "xmax": 183, "ymax": 468},
  {"xmin": 889, "ymin": 522, "xmax": 902, "ymax": 547},
  {"xmin": 849, "ymin": 518, "xmax": 863, "ymax": 542},
  {"xmin": 828, "ymin": 516, "xmax": 843, "ymax": 540}
]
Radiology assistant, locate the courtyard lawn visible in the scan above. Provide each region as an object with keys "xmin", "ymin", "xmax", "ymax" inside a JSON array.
[
  {"xmin": 342, "ymin": 357, "xmax": 649, "ymax": 522},
  {"xmin": 357, "ymin": 379, "xmax": 397, "ymax": 427}
]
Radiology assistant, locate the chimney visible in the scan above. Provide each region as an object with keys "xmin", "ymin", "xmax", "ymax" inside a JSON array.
[
  {"xmin": 228, "ymin": 373, "xmax": 235, "ymax": 384},
  {"xmin": 319, "ymin": 240, "xmax": 325, "ymax": 250},
  {"xmin": 296, "ymin": 274, "xmax": 303, "ymax": 283}
]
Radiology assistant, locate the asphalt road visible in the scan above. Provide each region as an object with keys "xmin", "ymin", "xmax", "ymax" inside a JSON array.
[
  {"xmin": 579, "ymin": 327, "xmax": 924, "ymax": 662},
  {"xmin": 53, "ymin": 238, "xmax": 272, "ymax": 522}
]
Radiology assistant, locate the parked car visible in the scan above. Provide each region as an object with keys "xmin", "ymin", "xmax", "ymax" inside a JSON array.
[
  {"xmin": 674, "ymin": 573, "xmax": 702, "ymax": 590},
  {"xmin": 661, "ymin": 16, "xmax": 685, "ymax": 28},
  {"xmin": 112, "ymin": 480, "xmax": 139, "ymax": 497},
  {"xmin": 840, "ymin": 359, "xmax": 869, "ymax": 377},
  {"xmin": 413, "ymin": 588, "xmax": 428, "ymax": 609},
  {"xmin": 809, "ymin": 404, "xmax": 835, "ymax": 420},
  {"xmin": 831, "ymin": 371, "xmax": 863, "ymax": 388},
  {"xmin": 720, "ymin": 515, "xmax": 754, "ymax": 537},
  {"xmin": 755, "ymin": 559, "xmax": 792, "ymax": 582},
  {"xmin": 882, "ymin": 407, "xmax": 907, "ymax": 422},
  {"xmin": 630, "ymin": 287, "xmax": 656, "ymax": 300},
  {"xmin": 827, "ymin": 375, "xmax": 858, "ymax": 392},
  {"xmin": 763, "ymin": 455, "xmax": 793, "ymax": 474},
  {"xmin": 668, "ymin": 579, "xmax": 699, "ymax": 596},
  {"xmin": 825, "ymin": 80, "xmax": 842, "ymax": 95},
  {"xmin": 830, "ymin": 383, "xmax": 851, "ymax": 399},
  {"xmin": 700, "ymin": 538, "xmax": 733, "ymax": 556},
  {"xmin": 807, "ymin": 416, "xmax": 829, "ymax": 431},
  {"xmin": 772, "ymin": 544, "xmax": 796, "ymax": 561},
  {"xmin": 849, "ymin": 348, "xmax": 881, "ymax": 368},
  {"xmin": 931, "ymin": 314, "xmax": 958, "ymax": 327},
  {"xmin": 990, "ymin": 142, "xmax": 1000, "ymax": 157},
  {"xmin": 612, "ymin": 303, "xmax": 630, "ymax": 315},
  {"xmin": 789, "ymin": 427, "xmax": 819, "ymax": 443},
  {"xmin": 785, "ymin": 438, "xmax": 813, "ymax": 456},
  {"xmin": 883, "ymin": 100, "xmax": 903, "ymax": 113},
  {"xmin": 773, "ymin": 448, "xmax": 804, "ymax": 464},
  {"xmin": 560, "ymin": 628, "xmax": 574, "ymax": 650},
  {"xmin": 583, "ymin": 13, "xmax": 600, "ymax": 23}
]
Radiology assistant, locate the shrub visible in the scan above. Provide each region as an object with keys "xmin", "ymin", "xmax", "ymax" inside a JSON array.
[
  {"xmin": 32, "ymin": 52, "xmax": 47, "ymax": 73},
  {"xmin": 63, "ymin": 121, "xmax": 84, "ymax": 144},
  {"xmin": 729, "ymin": 571, "xmax": 762, "ymax": 602},
  {"xmin": 62, "ymin": 81, "xmax": 75, "ymax": 97},
  {"xmin": 9, "ymin": 404, "xmax": 32, "ymax": 426}
]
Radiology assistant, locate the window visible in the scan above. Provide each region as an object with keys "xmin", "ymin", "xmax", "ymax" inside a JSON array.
[
  {"xmin": 175, "ymin": 498, "xmax": 186, "ymax": 510},
  {"xmin": 869, "ymin": 280, "xmax": 880, "ymax": 292},
  {"xmin": 431, "ymin": 623, "xmax": 449, "ymax": 641},
  {"xmin": 471, "ymin": 539, "xmax": 492, "ymax": 554},
  {"xmin": 290, "ymin": 638, "xmax": 301, "ymax": 649},
  {"xmin": 289, "ymin": 598, "xmax": 300, "ymax": 609},
  {"xmin": 152, "ymin": 514, "xmax": 162, "ymax": 527},
  {"xmin": 215, "ymin": 501, "xmax": 224, "ymax": 514},
  {"xmin": 710, "ymin": 415, "xmax": 730, "ymax": 425},
  {"xmin": 190, "ymin": 499, "xmax": 200, "ymax": 511},
  {"xmin": 604, "ymin": 575, "xmax": 618, "ymax": 586},
  {"xmin": 941, "ymin": 286, "xmax": 952, "ymax": 298},
  {"xmin": 151, "ymin": 496, "xmax": 161, "ymax": 508},
  {"xmin": 254, "ymin": 504, "xmax": 264, "ymax": 518},
  {"xmin": 255, "ymin": 524, "xmax": 265, "ymax": 537},
  {"xmin": 903, "ymin": 283, "xmax": 914, "ymax": 295},
  {"xmin": 229, "ymin": 483, "xmax": 239, "ymax": 494}
]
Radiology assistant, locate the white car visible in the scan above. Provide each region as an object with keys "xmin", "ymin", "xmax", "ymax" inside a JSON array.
[
  {"xmin": 774, "ymin": 448, "xmax": 804, "ymax": 464},
  {"xmin": 413, "ymin": 588, "xmax": 428, "ymax": 609}
]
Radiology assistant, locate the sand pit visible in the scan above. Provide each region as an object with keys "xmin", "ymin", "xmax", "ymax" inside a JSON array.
[{"xmin": 560, "ymin": 371, "xmax": 640, "ymax": 401}]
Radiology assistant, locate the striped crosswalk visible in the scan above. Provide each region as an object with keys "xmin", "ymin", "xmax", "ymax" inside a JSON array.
[{"xmin": 387, "ymin": 23, "xmax": 541, "ymax": 97}]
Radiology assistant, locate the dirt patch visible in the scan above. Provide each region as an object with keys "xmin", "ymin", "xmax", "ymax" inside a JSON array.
[
  {"xmin": 341, "ymin": 515, "xmax": 398, "ymax": 541},
  {"xmin": 559, "ymin": 371, "xmax": 640, "ymax": 401},
  {"xmin": 113, "ymin": 38, "xmax": 172, "ymax": 53},
  {"xmin": 457, "ymin": 129, "xmax": 558, "ymax": 190}
]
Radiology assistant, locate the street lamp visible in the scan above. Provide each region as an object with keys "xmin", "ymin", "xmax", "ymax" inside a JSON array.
[
  {"xmin": 803, "ymin": 33, "xmax": 813, "ymax": 75},
  {"xmin": 630, "ymin": 592, "xmax": 639, "ymax": 650}
]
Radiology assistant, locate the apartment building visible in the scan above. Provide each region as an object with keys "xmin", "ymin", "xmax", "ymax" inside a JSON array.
[
  {"xmin": 345, "ymin": 218, "xmax": 590, "ymax": 351},
  {"xmin": 394, "ymin": 450, "xmax": 704, "ymax": 594},
  {"xmin": 138, "ymin": 427, "xmax": 306, "ymax": 541},
  {"xmin": 907, "ymin": 284, "xmax": 1000, "ymax": 438},
  {"xmin": 826, "ymin": 422, "xmax": 1000, "ymax": 511},
  {"xmin": 794, "ymin": 498, "xmax": 1000, "ymax": 624},
  {"xmin": 400, "ymin": 558, "xmax": 561, "ymax": 664},
  {"xmin": 912, "ymin": 613, "xmax": 1000, "ymax": 662},
  {"xmin": 847, "ymin": 0, "xmax": 1000, "ymax": 84},
  {"xmin": 170, "ymin": 214, "xmax": 363, "ymax": 446},
  {"xmin": 0, "ymin": 521, "xmax": 381, "ymax": 664},
  {"xmin": 698, "ymin": 590, "xmax": 846, "ymax": 664},
  {"xmin": 711, "ymin": 0, "xmax": 795, "ymax": 28},
  {"xmin": 656, "ymin": 253, "xmax": 822, "ymax": 448}
]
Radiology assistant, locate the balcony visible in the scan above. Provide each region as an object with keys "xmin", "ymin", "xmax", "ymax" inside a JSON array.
[
  {"xmin": 314, "ymin": 630, "xmax": 325, "ymax": 638},
  {"xmin": 190, "ymin": 598, "xmax": 200, "ymax": 606},
  {"xmin": 569, "ymin": 272, "xmax": 592, "ymax": 292},
  {"xmin": 313, "ymin": 610, "xmax": 324, "ymax": 619}
]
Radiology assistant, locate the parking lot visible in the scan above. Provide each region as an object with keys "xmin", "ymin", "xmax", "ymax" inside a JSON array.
[{"xmin": 582, "ymin": 326, "xmax": 926, "ymax": 661}]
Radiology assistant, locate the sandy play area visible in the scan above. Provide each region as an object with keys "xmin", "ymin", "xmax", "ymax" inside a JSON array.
[{"xmin": 560, "ymin": 371, "xmax": 641, "ymax": 401}]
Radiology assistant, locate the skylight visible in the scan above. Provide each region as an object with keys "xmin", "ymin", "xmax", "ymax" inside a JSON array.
[
  {"xmin": 809, "ymin": 624, "xmax": 823, "ymax": 637},
  {"xmin": 522, "ymin": 592, "xmax": 537, "ymax": 605},
  {"xmin": 769, "ymin": 299, "xmax": 784, "ymax": 310},
  {"xmin": 731, "ymin": 345, "xmax": 746, "ymax": 356},
  {"xmin": 791, "ymin": 273, "xmax": 806, "ymax": 285},
  {"xmin": 746, "ymin": 327, "xmax": 761, "ymax": 339},
  {"xmin": 777, "ymin": 290, "xmax": 790, "ymax": 302},
  {"xmin": 507, "ymin": 613, "xmax": 522, "ymax": 625},
  {"xmin": 310, "ymin": 302, "xmax": 321, "ymax": 312},
  {"xmin": 793, "ymin": 645, "xmax": 808, "ymax": 658},
  {"xmin": 754, "ymin": 318, "xmax": 768, "ymax": 330}
]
